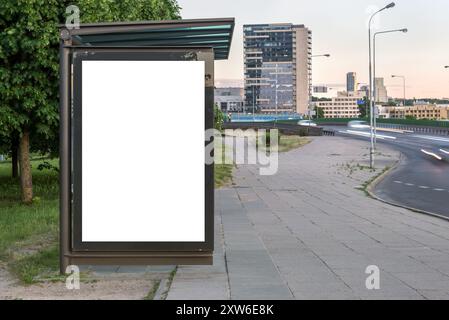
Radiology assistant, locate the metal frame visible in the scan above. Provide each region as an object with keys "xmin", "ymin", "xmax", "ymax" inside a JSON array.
[
  {"xmin": 59, "ymin": 45, "xmax": 215, "ymax": 272},
  {"xmin": 60, "ymin": 18, "xmax": 235, "ymax": 60}
]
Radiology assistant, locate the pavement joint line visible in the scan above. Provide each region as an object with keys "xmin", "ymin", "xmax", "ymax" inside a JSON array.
[
  {"xmin": 244, "ymin": 187, "xmax": 300, "ymax": 298},
  {"xmin": 253, "ymin": 194, "xmax": 357, "ymax": 298},
  {"xmin": 219, "ymin": 211, "xmax": 232, "ymax": 300},
  {"xmin": 272, "ymin": 185, "xmax": 429, "ymax": 300}
]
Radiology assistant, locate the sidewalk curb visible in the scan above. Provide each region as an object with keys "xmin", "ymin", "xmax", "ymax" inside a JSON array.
[{"xmin": 366, "ymin": 153, "xmax": 449, "ymax": 222}]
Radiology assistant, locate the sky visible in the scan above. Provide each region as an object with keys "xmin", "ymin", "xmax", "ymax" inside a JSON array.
[{"xmin": 178, "ymin": 0, "xmax": 449, "ymax": 99}]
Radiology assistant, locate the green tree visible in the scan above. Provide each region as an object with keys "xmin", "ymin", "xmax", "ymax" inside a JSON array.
[
  {"xmin": 214, "ymin": 103, "xmax": 224, "ymax": 131},
  {"xmin": 314, "ymin": 106, "xmax": 324, "ymax": 119},
  {"xmin": 387, "ymin": 100, "xmax": 398, "ymax": 106},
  {"xmin": 358, "ymin": 97, "xmax": 371, "ymax": 119},
  {"xmin": 0, "ymin": 0, "xmax": 181, "ymax": 203}
]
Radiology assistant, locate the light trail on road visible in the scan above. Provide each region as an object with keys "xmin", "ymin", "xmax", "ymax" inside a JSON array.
[{"xmin": 324, "ymin": 124, "xmax": 449, "ymax": 217}]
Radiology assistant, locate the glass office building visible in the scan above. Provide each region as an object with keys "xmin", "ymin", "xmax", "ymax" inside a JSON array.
[
  {"xmin": 346, "ymin": 72, "xmax": 357, "ymax": 92},
  {"xmin": 243, "ymin": 23, "xmax": 311, "ymax": 115}
]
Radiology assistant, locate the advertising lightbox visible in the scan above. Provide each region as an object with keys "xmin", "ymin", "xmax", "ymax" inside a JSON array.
[{"xmin": 70, "ymin": 49, "xmax": 214, "ymax": 253}]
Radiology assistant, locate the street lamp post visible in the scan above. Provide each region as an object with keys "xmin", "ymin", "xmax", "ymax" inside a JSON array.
[
  {"xmin": 368, "ymin": 2, "xmax": 395, "ymax": 168},
  {"xmin": 392, "ymin": 75, "xmax": 406, "ymax": 106},
  {"xmin": 309, "ymin": 54, "xmax": 330, "ymax": 119},
  {"xmin": 372, "ymin": 27, "xmax": 407, "ymax": 147}
]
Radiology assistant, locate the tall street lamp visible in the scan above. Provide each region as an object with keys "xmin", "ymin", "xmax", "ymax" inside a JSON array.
[
  {"xmin": 372, "ymin": 27, "xmax": 407, "ymax": 146},
  {"xmin": 391, "ymin": 75, "xmax": 406, "ymax": 106},
  {"xmin": 309, "ymin": 54, "xmax": 331, "ymax": 119},
  {"xmin": 368, "ymin": 2, "xmax": 395, "ymax": 168}
]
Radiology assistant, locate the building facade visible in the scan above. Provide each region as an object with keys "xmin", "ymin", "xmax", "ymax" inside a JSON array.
[
  {"xmin": 374, "ymin": 77, "xmax": 388, "ymax": 103},
  {"xmin": 214, "ymin": 87, "xmax": 245, "ymax": 113},
  {"xmin": 315, "ymin": 91, "xmax": 364, "ymax": 118},
  {"xmin": 346, "ymin": 72, "xmax": 357, "ymax": 92},
  {"xmin": 243, "ymin": 23, "xmax": 312, "ymax": 115},
  {"xmin": 381, "ymin": 104, "xmax": 449, "ymax": 120}
]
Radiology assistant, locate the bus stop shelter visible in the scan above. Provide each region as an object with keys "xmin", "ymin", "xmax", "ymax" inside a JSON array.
[{"xmin": 59, "ymin": 18, "xmax": 234, "ymax": 273}]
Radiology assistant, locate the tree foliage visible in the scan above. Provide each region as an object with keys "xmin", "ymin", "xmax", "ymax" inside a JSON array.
[
  {"xmin": 0, "ymin": 0, "xmax": 181, "ymax": 152},
  {"xmin": 314, "ymin": 106, "xmax": 324, "ymax": 119},
  {"xmin": 0, "ymin": 0, "xmax": 181, "ymax": 201},
  {"xmin": 214, "ymin": 103, "xmax": 224, "ymax": 131},
  {"xmin": 358, "ymin": 97, "xmax": 370, "ymax": 119}
]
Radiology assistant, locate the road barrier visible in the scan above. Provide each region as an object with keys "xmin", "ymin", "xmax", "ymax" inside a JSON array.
[
  {"xmin": 316, "ymin": 119, "xmax": 449, "ymax": 136},
  {"xmin": 376, "ymin": 123, "xmax": 449, "ymax": 136},
  {"xmin": 316, "ymin": 118, "xmax": 449, "ymax": 128},
  {"xmin": 223, "ymin": 122, "xmax": 324, "ymax": 136}
]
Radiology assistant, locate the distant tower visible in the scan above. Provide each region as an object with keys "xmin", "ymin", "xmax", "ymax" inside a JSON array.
[
  {"xmin": 346, "ymin": 72, "xmax": 357, "ymax": 92},
  {"xmin": 374, "ymin": 77, "xmax": 388, "ymax": 103}
]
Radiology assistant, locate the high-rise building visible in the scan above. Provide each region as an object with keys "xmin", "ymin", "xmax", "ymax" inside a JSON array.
[
  {"xmin": 346, "ymin": 72, "xmax": 357, "ymax": 92},
  {"xmin": 374, "ymin": 77, "xmax": 388, "ymax": 103},
  {"xmin": 243, "ymin": 23, "xmax": 312, "ymax": 115}
]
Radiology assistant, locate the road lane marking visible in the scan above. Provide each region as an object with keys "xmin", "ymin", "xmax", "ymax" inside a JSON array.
[
  {"xmin": 392, "ymin": 182, "xmax": 447, "ymax": 193},
  {"xmin": 440, "ymin": 149, "xmax": 449, "ymax": 155}
]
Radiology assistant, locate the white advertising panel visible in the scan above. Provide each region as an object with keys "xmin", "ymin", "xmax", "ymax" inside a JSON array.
[{"xmin": 81, "ymin": 60, "xmax": 205, "ymax": 242}]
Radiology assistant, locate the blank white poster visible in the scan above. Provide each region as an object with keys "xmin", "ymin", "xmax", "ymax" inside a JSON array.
[{"xmin": 81, "ymin": 60, "xmax": 205, "ymax": 242}]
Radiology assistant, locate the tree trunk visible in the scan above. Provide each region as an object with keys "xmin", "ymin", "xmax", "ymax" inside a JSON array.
[
  {"xmin": 19, "ymin": 129, "xmax": 33, "ymax": 204},
  {"xmin": 11, "ymin": 137, "xmax": 18, "ymax": 178}
]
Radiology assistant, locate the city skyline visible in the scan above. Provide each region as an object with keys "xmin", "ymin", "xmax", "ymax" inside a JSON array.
[{"xmin": 178, "ymin": 0, "xmax": 449, "ymax": 99}]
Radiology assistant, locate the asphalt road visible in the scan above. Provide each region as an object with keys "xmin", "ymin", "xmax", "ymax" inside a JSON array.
[{"xmin": 323, "ymin": 124, "xmax": 449, "ymax": 218}]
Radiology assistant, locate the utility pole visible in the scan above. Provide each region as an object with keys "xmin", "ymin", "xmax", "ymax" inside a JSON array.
[
  {"xmin": 372, "ymin": 28, "xmax": 407, "ymax": 147},
  {"xmin": 368, "ymin": 2, "xmax": 396, "ymax": 168}
]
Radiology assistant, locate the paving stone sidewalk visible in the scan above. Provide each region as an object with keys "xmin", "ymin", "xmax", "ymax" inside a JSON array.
[{"xmin": 168, "ymin": 137, "xmax": 449, "ymax": 300}]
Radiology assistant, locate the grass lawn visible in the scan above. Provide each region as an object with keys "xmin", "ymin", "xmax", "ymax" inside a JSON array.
[
  {"xmin": 278, "ymin": 135, "xmax": 310, "ymax": 153},
  {"xmin": 0, "ymin": 158, "xmax": 59, "ymax": 284},
  {"xmin": 0, "ymin": 156, "xmax": 233, "ymax": 284},
  {"xmin": 214, "ymin": 164, "xmax": 233, "ymax": 188}
]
